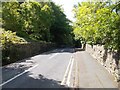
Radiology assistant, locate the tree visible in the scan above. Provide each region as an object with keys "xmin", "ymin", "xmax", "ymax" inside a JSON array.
[
  {"xmin": 2, "ymin": 0, "xmax": 73, "ymax": 46},
  {"xmin": 50, "ymin": 2, "xmax": 73, "ymax": 46},
  {"xmin": 73, "ymin": 1, "xmax": 120, "ymax": 51}
]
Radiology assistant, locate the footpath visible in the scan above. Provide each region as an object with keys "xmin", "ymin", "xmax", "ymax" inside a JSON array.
[{"xmin": 73, "ymin": 50, "xmax": 118, "ymax": 88}]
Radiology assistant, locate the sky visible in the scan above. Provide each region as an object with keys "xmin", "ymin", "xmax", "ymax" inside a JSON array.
[{"xmin": 52, "ymin": 0, "xmax": 84, "ymax": 22}]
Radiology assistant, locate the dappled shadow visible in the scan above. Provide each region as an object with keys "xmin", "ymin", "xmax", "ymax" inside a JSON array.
[
  {"xmin": 74, "ymin": 48, "xmax": 85, "ymax": 52},
  {"xmin": 40, "ymin": 48, "xmax": 75, "ymax": 55},
  {"xmin": 1, "ymin": 48, "xmax": 75, "ymax": 84},
  {"xmin": 2, "ymin": 57, "xmax": 35, "ymax": 83},
  {"xmin": 20, "ymin": 73, "xmax": 68, "ymax": 88},
  {"xmin": 1, "ymin": 48, "xmax": 74, "ymax": 88},
  {"xmin": 102, "ymin": 48, "xmax": 120, "ymax": 68},
  {"xmin": 112, "ymin": 51, "xmax": 120, "ymax": 68},
  {"xmin": 2, "ymin": 70, "xmax": 69, "ymax": 88},
  {"xmin": 103, "ymin": 48, "xmax": 108, "ymax": 63},
  {"xmin": 1, "ymin": 48, "xmax": 78, "ymax": 88}
]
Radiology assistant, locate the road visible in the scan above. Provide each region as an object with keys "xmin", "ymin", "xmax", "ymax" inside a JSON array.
[{"xmin": 0, "ymin": 48, "xmax": 118, "ymax": 89}]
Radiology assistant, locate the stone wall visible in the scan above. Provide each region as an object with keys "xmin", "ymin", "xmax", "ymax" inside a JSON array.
[
  {"xmin": 2, "ymin": 42, "xmax": 56, "ymax": 65},
  {"xmin": 86, "ymin": 44, "xmax": 120, "ymax": 82}
]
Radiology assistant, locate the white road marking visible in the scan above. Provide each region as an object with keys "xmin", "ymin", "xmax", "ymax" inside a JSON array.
[
  {"xmin": 66, "ymin": 57, "xmax": 74, "ymax": 86},
  {"xmin": 49, "ymin": 53, "xmax": 58, "ymax": 59},
  {"xmin": 0, "ymin": 64, "xmax": 38, "ymax": 87},
  {"xmin": 61, "ymin": 56, "xmax": 74, "ymax": 85},
  {"xmin": 61, "ymin": 57, "xmax": 72, "ymax": 85},
  {"xmin": 48, "ymin": 49, "xmax": 64, "ymax": 59},
  {"xmin": 61, "ymin": 49, "xmax": 64, "ymax": 52}
]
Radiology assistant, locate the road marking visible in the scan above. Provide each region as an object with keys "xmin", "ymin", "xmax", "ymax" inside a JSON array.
[
  {"xmin": 61, "ymin": 49, "xmax": 64, "ymax": 52},
  {"xmin": 61, "ymin": 56, "xmax": 74, "ymax": 86},
  {"xmin": 49, "ymin": 53, "xmax": 58, "ymax": 59},
  {"xmin": 0, "ymin": 64, "xmax": 38, "ymax": 87},
  {"xmin": 66, "ymin": 57, "xmax": 74, "ymax": 86},
  {"xmin": 48, "ymin": 49, "xmax": 65, "ymax": 59},
  {"xmin": 61, "ymin": 56, "xmax": 72, "ymax": 85},
  {"xmin": 75, "ymin": 55, "xmax": 79, "ymax": 88}
]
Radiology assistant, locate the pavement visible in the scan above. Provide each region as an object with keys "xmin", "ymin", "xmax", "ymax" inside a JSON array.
[
  {"xmin": 0, "ymin": 48, "xmax": 118, "ymax": 89},
  {"xmin": 74, "ymin": 51, "xmax": 118, "ymax": 88}
]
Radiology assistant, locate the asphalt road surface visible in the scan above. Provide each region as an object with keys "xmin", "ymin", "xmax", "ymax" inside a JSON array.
[{"xmin": 0, "ymin": 48, "xmax": 118, "ymax": 89}]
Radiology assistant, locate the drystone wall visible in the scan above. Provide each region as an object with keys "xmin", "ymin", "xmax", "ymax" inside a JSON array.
[
  {"xmin": 86, "ymin": 44, "xmax": 120, "ymax": 82},
  {"xmin": 2, "ymin": 42, "xmax": 56, "ymax": 65}
]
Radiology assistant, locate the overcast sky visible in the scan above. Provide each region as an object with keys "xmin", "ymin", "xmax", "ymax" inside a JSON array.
[{"xmin": 52, "ymin": 0, "xmax": 85, "ymax": 22}]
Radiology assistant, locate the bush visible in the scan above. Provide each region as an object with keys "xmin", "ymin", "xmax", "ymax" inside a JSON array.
[
  {"xmin": 0, "ymin": 28, "xmax": 27, "ymax": 65},
  {"xmin": 0, "ymin": 28, "xmax": 27, "ymax": 49}
]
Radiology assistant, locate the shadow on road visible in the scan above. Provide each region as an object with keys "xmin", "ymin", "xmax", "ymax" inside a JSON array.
[
  {"xmin": 2, "ymin": 70, "xmax": 69, "ymax": 88},
  {"xmin": 74, "ymin": 48, "xmax": 85, "ymax": 52},
  {"xmin": 1, "ymin": 48, "xmax": 85, "ymax": 89},
  {"xmin": 40, "ymin": 48, "xmax": 76, "ymax": 55},
  {"xmin": 22, "ymin": 73, "xmax": 67, "ymax": 88},
  {"xmin": 2, "ymin": 48, "xmax": 84, "ymax": 83},
  {"xmin": 2, "ymin": 57, "xmax": 35, "ymax": 83},
  {"xmin": 41, "ymin": 48, "xmax": 85, "ymax": 55}
]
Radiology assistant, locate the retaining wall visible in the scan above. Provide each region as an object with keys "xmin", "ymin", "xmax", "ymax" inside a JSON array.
[
  {"xmin": 2, "ymin": 42, "xmax": 56, "ymax": 65},
  {"xmin": 86, "ymin": 44, "xmax": 120, "ymax": 82}
]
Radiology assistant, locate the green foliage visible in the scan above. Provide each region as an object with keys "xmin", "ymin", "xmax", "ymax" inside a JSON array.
[
  {"xmin": 0, "ymin": 28, "xmax": 27, "ymax": 49},
  {"xmin": 50, "ymin": 2, "xmax": 73, "ymax": 46},
  {"xmin": 1, "ymin": 0, "xmax": 73, "ymax": 65},
  {"xmin": 2, "ymin": 1, "xmax": 73, "ymax": 45},
  {"xmin": 73, "ymin": 1, "xmax": 120, "ymax": 51},
  {"xmin": 0, "ymin": 28, "xmax": 27, "ymax": 64}
]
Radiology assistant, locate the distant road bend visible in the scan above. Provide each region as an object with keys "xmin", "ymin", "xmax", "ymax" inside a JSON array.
[{"xmin": 0, "ymin": 48, "xmax": 118, "ymax": 88}]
